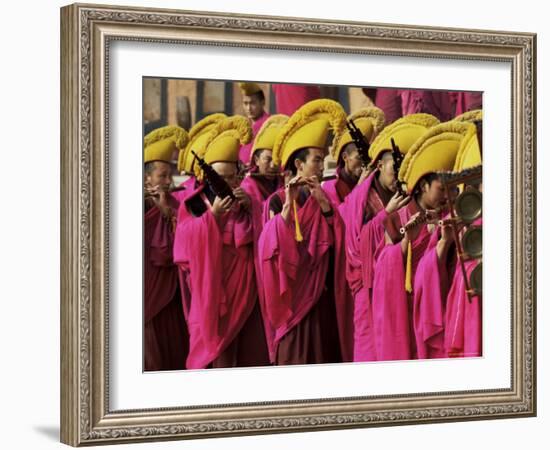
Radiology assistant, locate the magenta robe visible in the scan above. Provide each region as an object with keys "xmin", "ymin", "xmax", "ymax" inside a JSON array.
[
  {"xmin": 272, "ymin": 84, "xmax": 321, "ymax": 116},
  {"xmin": 372, "ymin": 88, "xmax": 403, "ymax": 125},
  {"xmin": 173, "ymin": 185, "xmax": 259, "ymax": 369},
  {"xmin": 338, "ymin": 172, "xmax": 389, "ymax": 362},
  {"xmin": 371, "ymin": 201, "xmax": 438, "ymax": 361},
  {"xmin": 444, "ymin": 218, "xmax": 482, "ymax": 357},
  {"xmin": 238, "ymin": 112, "xmax": 270, "ymax": 166},
  {"xmin": 258, "ymin": 189, "xmax": 353, "ymax": 363},
  {"xmin": 172, "ymin": 176, "xmax": 196, "ymax": 202},
  {"xmin": 412, "ymin": 235, "xmax": 455, "ymax": 360},
  {"xmin": 240, "ymin": 173, "xmax": 281, "ymax": 362},
  {"xmin": 453, "ymin": 92, "xmax": 483, "ymax": 117},
  {"xmin": 144, "ymin": 196, "xmax": 188, "ymax": 371}
]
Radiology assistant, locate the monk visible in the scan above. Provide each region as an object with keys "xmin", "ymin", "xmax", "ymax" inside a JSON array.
[
  {"xmin": 173, "ymin": 116, "xmax": 269, "ymax": 369},
  {"xmin": 272, "ymin": 83, "xmax": 321, "ymax": 116},
  {"xmin": 324, "ymin": 107, "xmax": 385, "ymax": 206},
  {"xmin": 238, "ymin": 82, "xmax": 270, "ymax": 166},
  {"xmin": 239, "ymin": 115, "xmax": 288, "ymax": 361},
  {"xmin": 258, "ymin": 99, "xmax": 353, "ymax": 365},
  {"xmin": 143, "ymin": 125, "xmax": 189, "ymax": 371}
]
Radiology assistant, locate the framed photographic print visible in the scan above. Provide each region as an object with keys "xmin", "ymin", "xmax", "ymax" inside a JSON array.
[{"xmin": 60, "ymin": 2, "xmax": 536, "ymax": 446}]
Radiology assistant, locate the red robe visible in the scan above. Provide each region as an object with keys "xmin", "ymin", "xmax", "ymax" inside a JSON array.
[
  {"xmin": 258, "ymin": 189, "xmax": 353, "ymax": 364},
  {"xmin": 144, "ymin": 195, "xmax": 189, "ymax": 371},
  {"xmin": 272, "ymin": 84, "xmax": 321, "ymax": 116},
  {"xmin": 173, "ymin": 184, "xmax": 268, "ymax": 369},
  {"xmin": 240, "ymin": 172, "xmax": 281, "ymax": 362},
  {"xmin": 322, "ymin": 167, "xmax": 358, "ymax": 206}
]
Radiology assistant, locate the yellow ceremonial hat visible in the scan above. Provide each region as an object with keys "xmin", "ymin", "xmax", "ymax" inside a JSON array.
[
  {"xmin": 177, "ymin": 113, "xmax": 227, "ymax": 174},
  {"xmin": 238, "ymin": 82, "xmax": 263, "ymax": 96},
  {"xmin": 368, "ymin": 113, "xmax": 440, "ymax": 164},
  {"xmin": 252, "ymin": 114, "xmax": 289, "ymax": 157},
  {"xmin": 454, "ymin": 109, "xmax": 483, "ymax": 123},
  {"xmin": 144, "ymin": 125, "xmax": 189, "ymax": 164},
  {"xmin": 399, "ymin": 121, "xmax": 477, "ymax": 193},
  {"xmin": 332, "ymin": 107, "xmax": 385, "ymax": 162},
  {"xmin": 272, "ymin": 99, "xmax": 347, "ymax": 169},
  {"xmin": 203, "ymin": 115, "xmax": 252, "ymax": 166},
  {"xmin": 453, "ymin": 123, "xmax": 482, "ymax": 171}
]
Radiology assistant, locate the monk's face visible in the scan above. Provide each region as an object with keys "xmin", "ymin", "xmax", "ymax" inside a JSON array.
[
  {"xmin": 341, "ymin": 144, "xmax": 363, "ymax": 179},
  {"xmin": 211, "ymin": 161, "xmax": 241, "ymax": 189},
  {"xmin": 297, "ymin": 147, "xmax": 326, "ymax": 181},
  {"xmin": 377, "ymin": 151, "xmax": 397, "ymax": 191},
  {"xmin": 145, "ymin": 161, "xmax": 173, "ymax": 189},
  {"xmin": 242, "ymin": 94, "xmax": 265, "ymax": 121},
  {"xmin": 253, "ymin": 149, "xmax": 278, "ymax": 176},
  {"xmin": 420, "ymin": 177, "xmax": 446, "ymax": 209}
]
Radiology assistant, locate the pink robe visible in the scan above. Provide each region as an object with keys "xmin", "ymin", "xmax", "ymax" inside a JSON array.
[
  {"xmin": 240, "ymin": 173, "xmax": 281, "ymax": 362},
  {"xmin": 258, "ymin": 189, "xmax": 353, "ymax": 363},
  {"xmin": 173, "ymin": 184, "xmax": 261, "ymax": 369},
  {"xmin": 371, "ymin": 201, "xmax": 438, "ymax": 361},
  {"xmin": 172, "ymin": 176, "xmax": 196, "ymax": 202},
  {"xmin": 372, "ymin": 88, "xmax": 403, "ymax": 125},
  {"xmin": 144, "ymin": 196, "xmax": 188, "ymax": 370},
  {"xmin": 444, "ymin": 218, "xmax": 482, "ymax": 357},
  {"xmin": 453, "ymin": 92, "xmax": 483, "ymax": 117},
  {"xmin": 238, "ymin": 111, "xmax": 270, "ymax": 166},
  {"xmin": 272, "ymin": 84, "xmax": 321, "ymax": 116},
  {"xmin": 413, "ymin": 236, "xmax": 455, "ymax": 360},
  {"xmin": 338, "ymin": 172, "xmax": 389, "ymax": 362}
]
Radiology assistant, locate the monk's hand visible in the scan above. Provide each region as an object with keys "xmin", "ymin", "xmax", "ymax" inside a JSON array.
[
  {"xmin": 385, "ymin": 191, "xmax": 411, "ymax": 214},
  {"xmin": 357, "ymin": 166, "xmax": 371, "ymax": 185},
  {"xmin": 284, "ymin": 175, "xmax": 302, "ymax": 206},
  {"xmin": 212, "ymin": 195, "xmax": 234, "ymax": 218},
  {"xmin": 233, "ymin": 187, "xmax": 251, "ymax": 210},
  {"xmin": 306, "ymin": 176, "xmax": 332, "ymax": 213},
  {"xmin": 146, "ymin": 184, "xmax": 173, "ymax": 218}
]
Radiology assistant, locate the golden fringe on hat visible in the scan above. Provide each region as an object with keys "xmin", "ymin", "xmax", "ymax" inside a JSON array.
[
  {"xmin": 252, "ymin": 114, "xmax": 289, "ymax": 156},
  {"xmin": 331, "ymin": 107, "xmax": 386, "ymax": 162},
  {"xmin": 399, "ymin": 120, "xmax": 476, "ymax": 193},
  {"xmin": 368, "ymin": 113, "xmax": 440, "ymax": 164},
  {"xmin": 177, "ymin": 113, "xmax": 227, "ymax": 173},
  {"xmin": 144, "ymin": 125, "xmax": 189, "ymax": 164},
  {"xmin": 238, "ymin": 82, "xmax": 263, "ymax": 96},
  {"xmin": 203, "ymin": 115, "xmax": 252, "ymax": 151},
  {"xmin": 453, "ymin": 124, "xmax": 482, "ymax": 172},
  {"xmin": 272, "ymin": 98, "xmax": 347, "ymax": 168},
  {"xmin": 454, "ymin": 109, "xmax": 483, "ymax": 123},
  {"xmin": 144, "ymin": 125, "xmax": 189, "ymax": 151}
]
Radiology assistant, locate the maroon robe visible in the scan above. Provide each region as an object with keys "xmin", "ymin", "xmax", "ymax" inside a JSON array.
[
  {"xmin": 258, "ymin": 188, "xmax": 353, "ymax": 365},
  {"xmin": 144, "ymin": 195, "xmax": 189, "ymax": 371},
  {"xmin": 323, "ymin": 166, "xmax": 358, "ymax": 206},
  {"xmin": 173, "ymin": 183, "xmax": 269, "ymax": 369}
]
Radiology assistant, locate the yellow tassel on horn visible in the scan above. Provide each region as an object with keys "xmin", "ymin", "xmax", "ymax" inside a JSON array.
[
  {"xmin": 405, "ymin": 240, "xmax": 413, "ymax": 293},
  {"xmin": 293, "ymin": 200, "xmax": 303, "ymax": 242}
]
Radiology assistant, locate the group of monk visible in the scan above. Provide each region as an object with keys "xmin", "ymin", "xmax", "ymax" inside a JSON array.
[{"xmin": 143, "ymin": 82, "xmax": 483, "ymax": 371}]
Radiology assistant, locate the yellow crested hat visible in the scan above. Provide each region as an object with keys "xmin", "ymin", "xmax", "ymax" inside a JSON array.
[
  {"xmin": 177, "ymin": 113, "xmax": 227, "ymax": 174},
  {"xmin": 272, "ymin": 99, "xmax": 347, "ymax": 169},
  {"xmin": 202, "ymin": 115, "xmax": 252, "ymax": 166},
  {"xmin": 144, "ymin": 125, "xmax": 189, "ymax": 164},
  {"xmin": 399, "ymin": 121, "xmax": 477, "ymax": 193},
  {"xmin": 252, "ymin": 114, "xmax": 289, "ymax": 157},
  {"xmin": 454, "ymin": 109, "xmax": 483, "ymax": 123},
  {"xmin": 368, "ymin": 113, "xmax": 440, "ymax": 164},
  {"xmin": 239, "ymin": 82, "xmax": 263, "ymax": 97},
  {"xmin": 332, "ymin": 107, "xmax": 385, "ymax": 162},
  {"xmin": 453, "ymin": 123, "xmax": 482, "ymax": 171}
]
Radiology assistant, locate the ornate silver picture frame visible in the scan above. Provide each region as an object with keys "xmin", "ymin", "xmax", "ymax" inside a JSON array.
[{"xmin": 60, "ymin": 3, "xmax": 536, "ymax": 446}]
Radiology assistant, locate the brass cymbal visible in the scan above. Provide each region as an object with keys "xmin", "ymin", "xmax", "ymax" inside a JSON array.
[
  {"xmin": 455, "ymin": 187, "xmax": 482, "ymax": 222},
  {"xmin": 469, "ymin": 261, "xmax": 482, "ymax": 295},
  {"xmin": 462, "ymin": 226, "xmax": 482, "ymax": 259}
]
